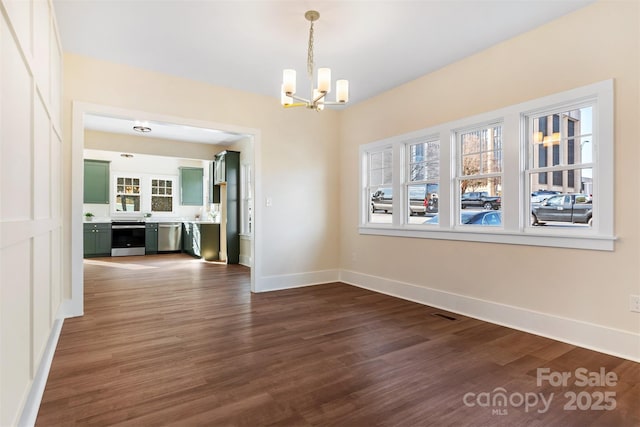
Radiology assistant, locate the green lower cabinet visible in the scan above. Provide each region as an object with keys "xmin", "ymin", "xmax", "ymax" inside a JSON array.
[
  {"xmin": 200, "ymin": 224, "xmax": 220, "ymax": 261},
  {"xmin": 145, "ymin": 223, "xmax": 158, "ymax": 254},
  {"xmin": 83, "ymin": 223, "xmax": 112, "ymax": 257},
  {"xmin": 183, "ymin": 222, "xmax": 220, "ymax": 260},
  {"xmin": 182, "ymin": 222, "xmax": 196, "ymax": 256}
]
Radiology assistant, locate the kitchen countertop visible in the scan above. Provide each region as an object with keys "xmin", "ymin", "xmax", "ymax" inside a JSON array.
[
  {"xmin": 84, "ymin": 218, "xmax": 221, "ymax": 224},
  {"xmin": 182, "ymin": 220, "xmax": 221, "ymax": 225}
]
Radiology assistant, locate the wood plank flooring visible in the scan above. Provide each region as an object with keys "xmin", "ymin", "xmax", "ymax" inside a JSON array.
[{"xmin": 37, "ymin": 254, "xmax": 639, "ymax": 426}]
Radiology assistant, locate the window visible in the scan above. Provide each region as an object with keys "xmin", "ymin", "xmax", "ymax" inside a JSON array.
[
  {"xmin": 457, "ymin": 124, "xmax": 503, "ymax": 226},
  {"xmin": 115, "ymin": 177, "xmax": 140, "ymax": 212},
  {"xmin": 366, "ymin": 147, "xmax": 393, "ymax": 224},
  {"xmin": 527, "ymin": 105, "xmax": 593, "ymax": 228},
  {"xmin": 406, "ymin": 138, "xmax": 439, "ymax": 224},
  {"xmin": 112, "ymin": 174, "xmax": 178, "ymax": 215},
  {"xmin": 240, "ymin": 164, "xmax": 252, "ymax": 235},
  {"xmin": 151, "ymin": 179, "xmax": 174, "ymax": 212},
  {"xmin": 359, "ymin": 80, "xmax": 614, "ymax": 250}
]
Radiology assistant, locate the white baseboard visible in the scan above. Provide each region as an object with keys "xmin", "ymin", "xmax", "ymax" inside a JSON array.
[
  {"xmin": 340, "ymin": 270, "xmax": 640, "ymax": 363},
  {"xmin": 57, "ymin": 295, "xmax": 83, "ymax": 319},
  {"xmin": 256, "ymin": 269, "xmax": 339, "ymax": 292},
  {"xmin": 239, "ymin": 254, "xmax": 251, "ymax": 267},
  {"xmin": 18, "ymin": 318, "xmax": 64, "ymax": 427}
]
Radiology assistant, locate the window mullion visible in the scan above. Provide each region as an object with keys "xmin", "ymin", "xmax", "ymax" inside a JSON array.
[
  {"xmin": 392, "ymin": 143, "xmax": 402, "ymax": 226},
  {"xmin": 503, "ymin": 114, "xmax": 520, "ymax": 231}
]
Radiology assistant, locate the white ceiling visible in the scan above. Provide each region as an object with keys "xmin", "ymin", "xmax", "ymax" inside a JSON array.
[
  {"xmin": 84, "ymin": 114, "xmax": 246, "ymax": 145},
  {"xmin": 54, "ymin": 0, "xmax": 595, "ymax": 143}
]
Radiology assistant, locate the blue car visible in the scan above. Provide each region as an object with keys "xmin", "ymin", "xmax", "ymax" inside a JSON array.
[{"xmin": 424, "ymin": 211, "xmax": 502, "ymax": 226}]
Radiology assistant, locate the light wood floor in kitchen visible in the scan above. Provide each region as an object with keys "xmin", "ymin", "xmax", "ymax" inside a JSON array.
[{"xmin": 37, "ymin": 254, "xmax": 639, "ymax": 426}]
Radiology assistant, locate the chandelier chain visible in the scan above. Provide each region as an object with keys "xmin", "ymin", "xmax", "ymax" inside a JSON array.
[{"xmin": 307, "ymin": 21, "xmax": 314, "ymax": 79}]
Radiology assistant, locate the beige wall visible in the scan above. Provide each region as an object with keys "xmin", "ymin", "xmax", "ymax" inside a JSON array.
[
  {"xmin": 62, "ymin": 52, "xmax": 342, "ymax": 295},
  {"xmin": 85, "ymin": 129, "xmax": 221, "ymax": 160},
  {"xmin": 339, "ymin": 1, "xmax": 639, "ymax": 336},
  {"xmin": 1, "ymin": 0, "xmax": 63, "ymax": 424}
]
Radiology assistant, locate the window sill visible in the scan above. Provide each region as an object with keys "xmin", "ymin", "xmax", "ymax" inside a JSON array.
[{"xmin": 359, "ymin": 225, "xmax": 615, "ymax": 251}]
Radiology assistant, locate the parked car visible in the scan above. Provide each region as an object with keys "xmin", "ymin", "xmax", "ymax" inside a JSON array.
[
  {"xmin": 531, "ymin": 190, "xmax": 560, "ymax": 209},
  {"xmin": 371, "ymin": 187, "xmax": 393, "ymax": 213},
  {"xmin": 424, "ymin": 210, "xmax": 502, "ymax": 226},
  {"xmin": 373, "ymin": 185, "xmax": 439, "ymax": 216},
  {"xmin": 424, "ymin": 193, "xmax": 439, "ymax": 214},
  {"xmin": 408, "ymin": 186, "xmax": 426, "ymax": 215},
  {"xmin": 531, "ymin": 190, "xmax": 561, "ymax": 197},
  {"xmin": 461, "ymin": 191, "xmax": 501, "ymax": 210},
  {"xmin": 408, "ymin": 185, "xmax": 439, "ymax": 216},
  {"xmin": 531, "ymin": 194, "xmax": 592, "ymax": 226}
]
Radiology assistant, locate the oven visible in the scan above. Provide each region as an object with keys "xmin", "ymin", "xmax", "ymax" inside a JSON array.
[{"xmin": 111, "ymin": 221, "xmax": 146, "ymax": 256}]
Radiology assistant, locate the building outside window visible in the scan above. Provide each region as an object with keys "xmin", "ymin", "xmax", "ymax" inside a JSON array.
[{"xmin": 527, "ymin": 105, "xmax": 593, "ymax": 228}]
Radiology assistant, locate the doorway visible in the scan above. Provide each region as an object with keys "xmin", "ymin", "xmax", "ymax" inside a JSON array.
[{"xmin": 67, "ymin": 102, "xmax": 261, "ymax": 318}]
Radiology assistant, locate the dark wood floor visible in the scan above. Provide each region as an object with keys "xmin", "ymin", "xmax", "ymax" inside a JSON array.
[{"xmin": 37, "ymin": 254, "xmax": 638, "ymax": 426}]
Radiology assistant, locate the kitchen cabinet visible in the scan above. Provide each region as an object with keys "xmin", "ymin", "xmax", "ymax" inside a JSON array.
[
  {"xmin": 83, "ymin": 223, "xmax": 111, "ymax": 257},
  {"xmin": 182, "ymin": 222, "xmax": 197, "ymax": 256},
  {"xmin": 182, "ymin": 222, "xmax": 220, "ymax": 261},
  {"xmin": 200, "ymin": 224, "xmax": 221, "ymax": 261},
  {"xmin": 145, "ymin": 223, "xmax": 158, "ymax": 254},
  {"xmin": 213, "ymin": 150, "xmax": 240, "ymax": 264},
  {"xmin": 212, "ymin": 184, "xmax": 221, "ymax": 204},
  {"xmin": 213, "ymin": 152, "xmax": 226, "ymax": 185},
  {"xmin": 180, "ymin": 167, "xmax": 204, "ymax": 206},
  {"xmin": 210, "ymin": 161, "xmax": 221, "ymax": 204},
  {"xmin": 84, "ymin": 159, "xmax": 110, "ymax": 204}
]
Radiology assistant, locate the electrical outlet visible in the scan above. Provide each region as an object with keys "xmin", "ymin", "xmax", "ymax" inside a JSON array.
[{"xmin": 630, "ymin": 295, "xmax": 640, "ymax": 313}]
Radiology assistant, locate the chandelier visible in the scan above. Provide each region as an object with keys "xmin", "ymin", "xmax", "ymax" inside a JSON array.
[{"xmin": 281, "ymin": 10, "xmax": 349, "ymax": 111}]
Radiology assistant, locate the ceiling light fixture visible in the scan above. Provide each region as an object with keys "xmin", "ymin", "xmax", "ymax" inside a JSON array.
[
  {"xmin": 281, "ymin": 10, "xmax": 349, "ymax": 111},
  {"xmin": 133, "ymin": 125, "xmax": 151, "ymax": 133}
]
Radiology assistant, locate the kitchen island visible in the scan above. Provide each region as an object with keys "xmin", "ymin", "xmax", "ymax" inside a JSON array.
[{"xmin": 182, "ymin": 221, "xmax": 220, "ymax": 261}]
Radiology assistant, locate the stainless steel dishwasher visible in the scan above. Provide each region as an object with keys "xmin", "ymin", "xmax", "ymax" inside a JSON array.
[{"xmin": 158, "ymin": 222, "xmax": 183, "ymax": 251}]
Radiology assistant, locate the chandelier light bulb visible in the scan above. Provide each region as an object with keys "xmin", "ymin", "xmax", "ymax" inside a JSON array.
[
  {"xmin": 317, "ymin": 68, "xmax": 331, "ymax": 93},
  {"xmin": 283, "ymin": 69, "xmax": 296, "ymax": 95},
  {"xmin": 336, "ymin": 80, "xmax": 349, "ymax": 103}
]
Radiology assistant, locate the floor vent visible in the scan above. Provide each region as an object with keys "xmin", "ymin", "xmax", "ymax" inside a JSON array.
[{"xmin": 432, "ymin": 313, "xmax": 457, "ymax": 321}]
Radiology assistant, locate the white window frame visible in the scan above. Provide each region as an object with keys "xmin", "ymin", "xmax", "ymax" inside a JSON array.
[
  {"xmin": 240, "ymin": 163, "xmax": 253, "ymax": 236},
  {"xmin": 113, "ymin": 175, "xmax": 142, "ymax": 213},
  {"xmin": 150, "ymin": 176, "xmax": 176, "ymax": 214},
  {"xmin": 455, "ymin": 121, "xmax": 504, "ymax": 228},
  {"xmin": 523, "ymin": 102, "xmax": 594, "ymax": 224},
  {"xmin": 359, "ymin": 79, "xmax": 615, "ymax": 251},
  {"xmin": 361, "ymin": 144, "xmax": 395, "ymax": 226},
  {"xmin": 405, "ymin": 135, "xmax": 440, "ymax": 222}
]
